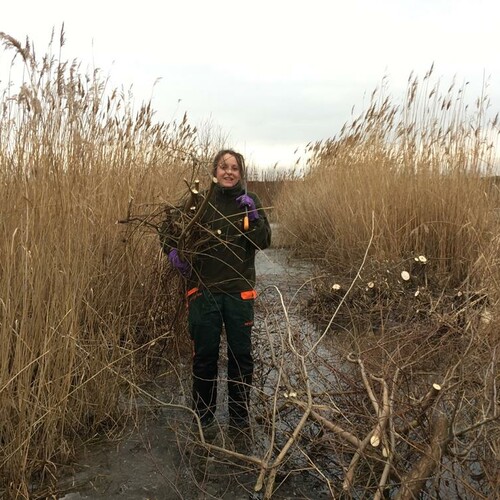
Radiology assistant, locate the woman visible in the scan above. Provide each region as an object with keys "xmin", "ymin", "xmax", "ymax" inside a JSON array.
[{"xmin": 162, "ymin": 149, "xmax": 271, "ymax": 429}]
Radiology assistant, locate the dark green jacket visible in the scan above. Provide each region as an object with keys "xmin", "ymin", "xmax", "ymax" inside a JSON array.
[{"xmin": 161, "ymin": 182, "xmax": 271, "ymax": 293}]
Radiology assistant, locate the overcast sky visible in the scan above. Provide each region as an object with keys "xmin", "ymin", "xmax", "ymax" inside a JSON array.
[{"xmin": 2, "ymin": 0, "xmax": 500, "ymax": 168}]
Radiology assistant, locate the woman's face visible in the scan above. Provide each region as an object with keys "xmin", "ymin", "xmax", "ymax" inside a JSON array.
[{"xmin": 215, "ymin": 153, "xmax": 241, "ymax": 188}]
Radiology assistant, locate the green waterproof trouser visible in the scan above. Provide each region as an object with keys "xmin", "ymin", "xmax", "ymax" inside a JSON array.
[{"xmin": 188, "ymin": 289, "xmax": 255, "ymax": 424}]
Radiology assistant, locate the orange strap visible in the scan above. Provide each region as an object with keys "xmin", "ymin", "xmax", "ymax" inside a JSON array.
[
  {"xmin": 240, "ymin": 289, "xmax": 257, "ymax": 300},
  {"xmin": 186, "ymin": 287, "xmax": 199, "ymax": 298}
]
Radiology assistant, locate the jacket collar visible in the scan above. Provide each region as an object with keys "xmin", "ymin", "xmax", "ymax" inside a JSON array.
[{"xmin": 215, "ymin": 181, "xmax": 244, "ymax": 197}]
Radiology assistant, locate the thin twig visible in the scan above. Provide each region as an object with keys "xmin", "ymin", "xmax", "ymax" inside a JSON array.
[{"xmin": 306, "ymin": 210, "xmax": 375, "ymax": 356}]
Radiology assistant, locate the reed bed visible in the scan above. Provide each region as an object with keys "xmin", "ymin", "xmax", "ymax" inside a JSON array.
[
  {"xmin": 2, "ymin": 29, "xmax": 498, "ymax": 498},
  {"xmin": 0, "ymin": 31, "xmax": 199, "ymax": 496},
  {"xmin": 277, "ymin": 70, "xmax": 499, "ymax": 286}
]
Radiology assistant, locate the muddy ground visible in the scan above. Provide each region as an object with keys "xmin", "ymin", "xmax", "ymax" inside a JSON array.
[{"xmin": 56, "ymin": 246, "xmax": 328, "ymax": 500}]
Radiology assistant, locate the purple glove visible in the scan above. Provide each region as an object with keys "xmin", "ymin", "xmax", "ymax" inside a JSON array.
[
  {"xmin": 236, "ymin": 194, "xmax": 259, "ymax": 222},
  {"xmin": 168, "ymin": 249, "xmax": 191, "ymax": 277}
]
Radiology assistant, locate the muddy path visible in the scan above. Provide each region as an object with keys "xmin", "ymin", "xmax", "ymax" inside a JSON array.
[{"xmin": 57, "ymin": 246, "xmax": 328, "ymax": 500}]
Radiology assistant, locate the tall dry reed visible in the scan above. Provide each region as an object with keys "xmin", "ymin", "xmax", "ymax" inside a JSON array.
[
  {"xmin": 0, "ymin": 30, "xmax": 200, "ymax": 496},
  {"xmin": 277, "ymin": 69, "xmax": 499, "ymax": 286}
]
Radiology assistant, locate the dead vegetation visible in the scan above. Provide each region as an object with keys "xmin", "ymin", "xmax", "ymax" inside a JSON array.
[
  {"xmin": 142, "ymin": 264, "xmax": 498, "ymax": 498},
  {"xmin": 0, "ymin": 28, "xmax": 198, "ymax": 497},
  {"xmin": 0, "ymin": 28, "xmax": 499, "ymax": 499}
]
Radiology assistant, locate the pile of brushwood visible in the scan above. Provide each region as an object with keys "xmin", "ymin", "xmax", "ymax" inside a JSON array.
[
  {"xmin": 188, "ymin": 254, "xmax": 497, "ymax": 499},
  {"xmin": 307, "ymin": 253, "xmax": 490, "ymax": 336}
]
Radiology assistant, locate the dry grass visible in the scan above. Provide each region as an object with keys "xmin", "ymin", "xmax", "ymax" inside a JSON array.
[
  {"xmin": 0, "ymin": 30, "xmax": 201, "ymax": 496},
  {"xmin": 2, "ymin": 30, "xmax": 499, "ymax": 498},
  {"xmin": 277, "ymin": 69, "xmax": 500, "ymax": 286}
]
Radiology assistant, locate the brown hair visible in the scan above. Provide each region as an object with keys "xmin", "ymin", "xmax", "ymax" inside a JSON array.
[{"xmin": 212, "ymin": 149, "xmax": 246, "ymax": 179}]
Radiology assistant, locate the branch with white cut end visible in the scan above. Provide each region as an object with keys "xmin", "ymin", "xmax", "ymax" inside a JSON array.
[
  {"xmin": 399, "ymin": 383, "xmax": 443, "ymax": 434},
  {"xmin": 178, "ymin": 176, "xmax": 218, "ymax": 260}
]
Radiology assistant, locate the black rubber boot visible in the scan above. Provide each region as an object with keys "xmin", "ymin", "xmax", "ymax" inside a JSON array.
[
  {"xmin": 193, "ymin": 375, "xmax": 217, "ymax": 426},
  {"xmin": 228, "ymin": 373, "xmax": 252, "ymax": 428}
]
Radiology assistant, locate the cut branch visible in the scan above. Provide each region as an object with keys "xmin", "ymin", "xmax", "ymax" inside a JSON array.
[
  {"xmin": 399, "ymin": 383, "xmax": 443, "ymax": 434},
  {"xmin": 396, "ymin": 414, "xmax": 450, "ymax": 500}
]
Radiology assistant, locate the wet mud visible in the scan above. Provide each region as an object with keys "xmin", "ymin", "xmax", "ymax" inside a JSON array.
[{"xmin": 57, "ymin": 246, "xmax": 323, "ymax": 500}]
